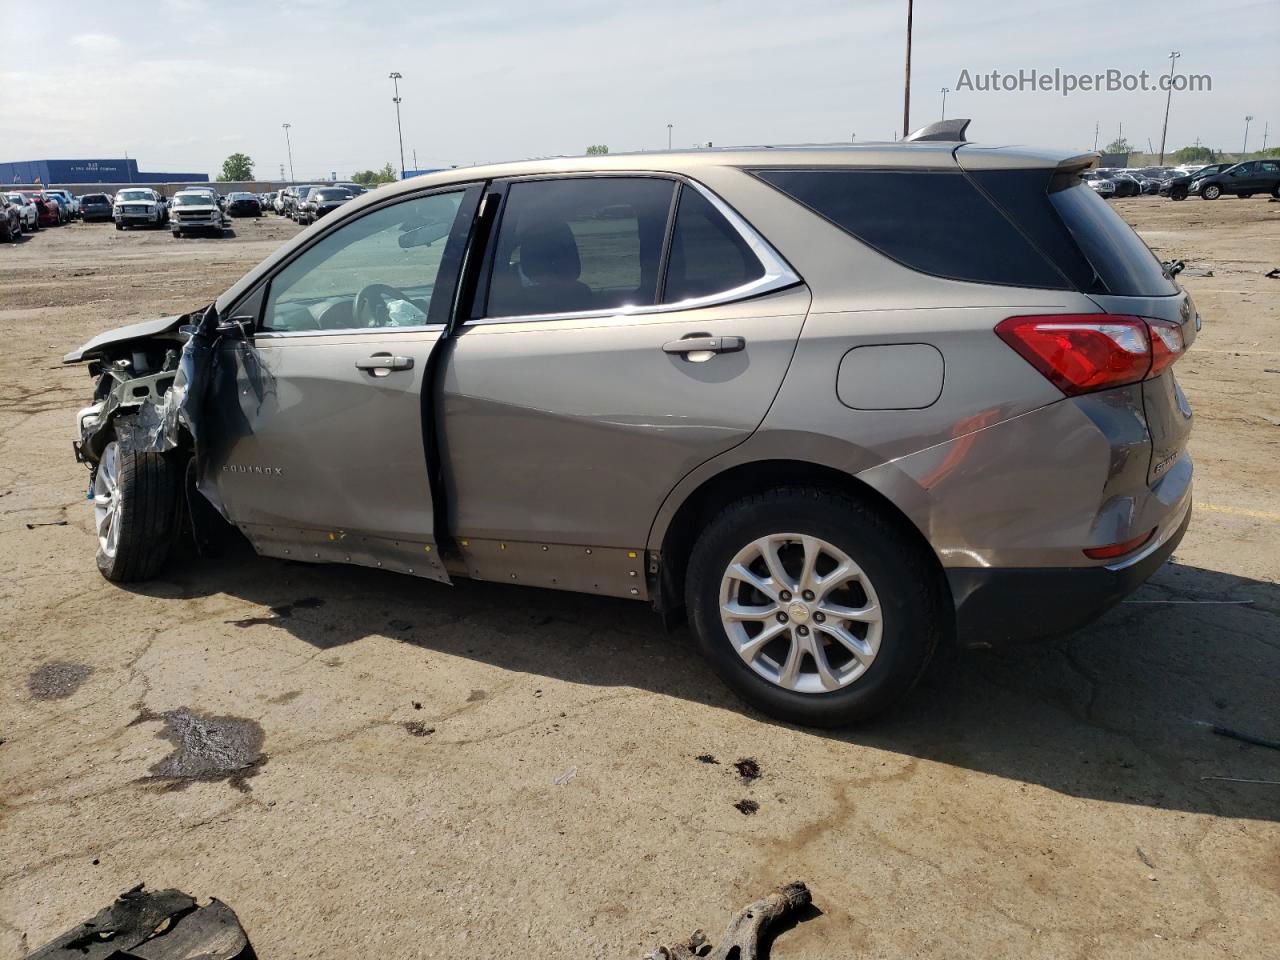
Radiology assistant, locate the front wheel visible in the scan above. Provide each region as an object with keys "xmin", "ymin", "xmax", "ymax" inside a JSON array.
[
  {"xmin": 93, "ymin": 441, "xmax": 183, "ymax": 582},
  {"xmin": 1201, "ymin": 184, "xmax": 1222, "ymax": 199},
  {"xmin": 686, "ymin": 488, "xmax": 944, "ymax": 727}
]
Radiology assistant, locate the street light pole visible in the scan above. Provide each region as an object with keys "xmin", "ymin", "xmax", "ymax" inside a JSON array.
[
  {"xmin": 667, "ymin": 123, "xmax": 673, "ymax": 150},
  {"xmin": 1157, "ymin": 51, "xmax": 1180, "ymax": 164},
  {"xmin": 940, "ymin": 87, "xmax": 949, "ymax": 121},
  {"xmin": 389, "ymin": 71, "xmax": 406, "ymax": 179},
  {"xmin": 902, "ymin": 0, "xmax": 913, "ymax": 138},
  {"xmin": 281, "ymin": 123, "xmax": 294, "ymax": 182},
  {"xmin": 1242, "ymin": 115, "xmax": 1254, "ymax": 157}
]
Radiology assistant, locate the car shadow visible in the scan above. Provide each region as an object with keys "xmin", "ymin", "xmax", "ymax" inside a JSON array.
[{"xmin": 129, "ymin": 545, "xmax": 1280, "ymax": 823}]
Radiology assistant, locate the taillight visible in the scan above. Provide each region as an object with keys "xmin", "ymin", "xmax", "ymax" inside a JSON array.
[{"xmin": 995, "ymin": 314, "xmax": 1186, "ymax": 397}]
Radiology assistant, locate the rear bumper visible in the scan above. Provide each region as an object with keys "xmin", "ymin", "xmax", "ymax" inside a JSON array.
[{"xmin": 947, "ymin": 496, "xmax": 1191, "ymax": 648}]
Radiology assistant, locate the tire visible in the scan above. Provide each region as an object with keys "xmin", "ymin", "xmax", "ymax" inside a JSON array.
[
  {"xmin": 93, "ymin": 440, "xmax": 183, "ymax": 582},
  {"xmin": 685, "ymin": 487, "xmax": 945, "ymax": 727},
  {"xmin": 115, "ymin": 222, "xmax": 124, "ymax": 230},
  {"xmin": 1272, "ymin": 185, "xmax": 1280, "ymax": 200},
  {"xmin": 1201, "ymin": 184, "xmax": 1221, "ymax": 200},
  {"xmin": 1171, "ymin": 191, "xmax": 1186, "ymax": 201}
]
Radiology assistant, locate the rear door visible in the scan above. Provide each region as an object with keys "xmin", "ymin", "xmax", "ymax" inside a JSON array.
[
  {"xmin": 437, "ymin": 174, "xmax": 807, "ymax": 594},
  {"xmin": 206, "ymin": 185, "xmax": 481, "ymax": 581}
]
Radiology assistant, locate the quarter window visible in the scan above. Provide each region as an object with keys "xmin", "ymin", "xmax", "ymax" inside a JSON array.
[
  {"xmin": 261, "ymin": 190, "xmax": 465, "ymax": 333},
  {"xmin": 754, "ymin": 168, "xmax": 1068, "ymax": 289},
  {"xmin": 662, "ymin": 187, "xmax": 766, "ymax": 303},
  {"xmin": 484, "ymin": 177, "xmax": 675, "ymax": 318}
]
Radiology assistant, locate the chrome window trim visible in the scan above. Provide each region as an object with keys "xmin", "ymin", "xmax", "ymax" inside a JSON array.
[
  {"xmin": 465, "ymin": 177, "xmax": 801, "ymax": 327},
  {"xmin": 255, "ymin": 322, "xmax": 447, "ymax": 341}
]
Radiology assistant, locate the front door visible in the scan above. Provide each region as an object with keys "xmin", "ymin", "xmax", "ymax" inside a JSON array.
[
  {"xmin": 438, "ymin": 174, "xmax": 808, "ymax": 597},
  {"xmin": 209, "ymin": 185, "xmax": 480, "ymax": 582}
]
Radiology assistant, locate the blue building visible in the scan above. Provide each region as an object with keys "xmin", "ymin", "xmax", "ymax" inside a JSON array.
[{"xmin": 0, "ymin": 158, "xmax": 208, "ymax": 185}]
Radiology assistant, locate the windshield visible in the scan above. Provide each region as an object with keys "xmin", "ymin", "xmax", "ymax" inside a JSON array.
[
  {"xmin": 174, "ymin": 194, "xmax": 212, "ymax": 206},
  {"xmin": 117, "ymin": 190, "xmax": 152, "ymax": 202}
]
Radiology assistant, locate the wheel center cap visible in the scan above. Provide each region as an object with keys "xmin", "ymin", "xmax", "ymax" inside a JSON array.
[{"xmin": 787, "ymin": 601, "xmax": 810, "ymax": 624}]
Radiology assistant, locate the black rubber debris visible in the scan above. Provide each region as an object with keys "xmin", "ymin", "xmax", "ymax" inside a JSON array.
[
  {"xmin": 26, "ymin": 884, "xmax": 255, "ymax": 959},
  {"xmin": 734, "ymin": 799, "xmax": 760, "ymax": 815},
  {"xmin": 734, "ymin": 757, "xmax": 762, "ymax": 783},
  {"xmin": 695, "ymin": 754, "xmax": 720, "ymax": 765}
]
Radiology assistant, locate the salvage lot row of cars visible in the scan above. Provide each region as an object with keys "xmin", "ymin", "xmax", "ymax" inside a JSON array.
[{"xmin": 1083, "ymin": 159, "xmax": 1280, "ymax": 200}]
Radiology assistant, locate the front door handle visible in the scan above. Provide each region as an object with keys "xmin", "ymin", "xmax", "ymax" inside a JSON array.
[
  {"xmin": 662, "ymin": 335, "xmax": 745, "ymax": 358},
  {"xmin": 356, "ymin": 354, "xmax": 414, "ymax": 377}
]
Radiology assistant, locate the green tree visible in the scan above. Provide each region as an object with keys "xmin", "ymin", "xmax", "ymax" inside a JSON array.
[
  {"xmin": 1103, "ymin": 138, "xmax": 1131, "ymax": 155},
  {"xmin": 350, "ymin": 163, "xmax": 398, "ymax": 187},
  {"xmin": 585, "ymin": 144, "xmax": 610, "ymax": 155},
  {"xmin": 1174, "ymin": 145, "xmax": 1215, "ymax": 163},
  {"xmin": 218, "ymin": 152, "xmax": 254, "ymax": 182}
]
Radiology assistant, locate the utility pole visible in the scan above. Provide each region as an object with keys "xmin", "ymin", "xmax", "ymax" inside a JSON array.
[
  {"xmin": 940, "ymin": 87, "xmax": 949, "ymax": 121},
  {"xmin": 902, "ymin": 0, "xmax": 913, "ymax": 138},
  {"xmin": 413, "ymin": 149, "xmax": 418, "ymax": 172},
  {"xmin": 1242, "ymin": 115, "xmax": 1253, "ymax": 157},
  {"xmin": 1262, "ymin": 121, "xmax": 1270, "ymax": 152},
  {"xmin": 1093, "ymin": 121, "xmax": 1100, "ymax": 151},
  {"xmin": 281, "ymin": 123, "xmax": 294, "ymax": 181},
  {"xmin": 667, "ymin": 123, "xmax": 673, "ymax": 150},
  {"xmin": 389, "ymin": 72, "xmax": 406, "ymax": 179},
  {"xmin": 1158, "ymin": 50, "xmax": 1180, "ymax": 164}
]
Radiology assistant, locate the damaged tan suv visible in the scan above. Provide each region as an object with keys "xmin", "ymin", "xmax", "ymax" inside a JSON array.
[{"xmin": 66, "ymin": 122, "xmax": 1195, "ymax": 725}]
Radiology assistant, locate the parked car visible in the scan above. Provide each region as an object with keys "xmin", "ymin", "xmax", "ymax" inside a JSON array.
[
  {"xmin": 63, "ymin": 130, "xmax": 1197, "ymax": 726},
  {"xmin": 225, "ymin": 192, "xmax": 263, "ymax": 217},
  {"xmin": 1102, "ymin": 172, "xmax": 1142, "ymax": 197},
  {"xmin": 334, "ymin": 182, "xmax": 368, "ymax": 197},
  {"xmin": 79, "ymin": 193, "xmax": 114, "ymax": 222},
  {"xmin": 1082, "ymin": 171, "xmax": 1115, "ymax": 198},
  {"xmin": 44, "ymin": 189, "xmax": 80, "ymax": 219},
  {"xmin": 4, "ymin": 192, "xmax": 39, "ymax": 231},
  {"xmin": 0, "ymin": 194, "xmax": 21, "ymax": 242},
  {"xmin": 295, "ymin": 186, "xmax": 352, "ymax": 224},
  {"xmin": 169, "ymin": 189, "xmax": 227, "ymax": 237},
  {"xmin": 113, "ymin": 188, "xmax": 166, "ymax": 230},
  {"xmin": 23, "ymin": 191, "xmax": 62, "ymax": 226},
  {"xmin": 287, "ymin": 185, "xmax": 322, "ymax": 221},
  {"xmin": 1190, "ymin": 159, "xmax": 1280, "ymax": 200},
  {"xmin": 273, "ymin": 190, "xmax": 288, "ymax": 215},
  {"xmin": 1160, "ymin": 162, "xmax": 1234, "ymax": 200}
]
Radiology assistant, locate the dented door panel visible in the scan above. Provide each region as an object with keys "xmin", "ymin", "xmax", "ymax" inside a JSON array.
[{"xmin": 208, "ymin": 329, "xmax": 451, "ymax": 582}]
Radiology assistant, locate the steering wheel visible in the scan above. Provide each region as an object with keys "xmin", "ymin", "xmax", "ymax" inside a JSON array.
[{"xmin": 353, "ymin": 283, "xmax": 416, "ymax": 328}]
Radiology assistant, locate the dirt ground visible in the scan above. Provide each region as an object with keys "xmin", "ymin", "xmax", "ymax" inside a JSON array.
[{"xmin": 1, "ymin": 199, "xmax": 1277, "ymax": 959}]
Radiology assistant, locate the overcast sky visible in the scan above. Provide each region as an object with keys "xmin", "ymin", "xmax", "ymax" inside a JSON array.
[{"xmin": 4, "ymin": 0, "xmax": 1277, "ymax": 179}]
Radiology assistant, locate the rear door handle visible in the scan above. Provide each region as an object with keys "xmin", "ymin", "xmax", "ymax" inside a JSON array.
[
  {"xmin": 662, "ymin": 335, "xmax": 745, "ymax": 356},
  {"xmin": 356, "ymin": 354, "xmax": 414, "ymax": 377}
]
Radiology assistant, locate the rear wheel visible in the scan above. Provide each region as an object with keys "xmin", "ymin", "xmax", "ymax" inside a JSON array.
[
  {"xmin": 93, "ymin": 440, "xmax": 183, "ymax": 582},
  {"xmin": 686, "ymin": 487, "xmax": 944, "ymax": 727}
]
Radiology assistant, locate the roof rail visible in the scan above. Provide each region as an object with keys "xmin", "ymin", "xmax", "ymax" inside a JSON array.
[{"xmin": 905, "ymin": 119, "xmax": 971, "ymax": 142}]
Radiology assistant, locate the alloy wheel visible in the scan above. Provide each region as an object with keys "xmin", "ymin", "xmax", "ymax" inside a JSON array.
[
  {"xmin": 718, "ymin": 533, "xmax": 883, "ymax": 694},
  {"xmin": 93, "ymin": 442, "xmax": 122, "ymax": 559}
]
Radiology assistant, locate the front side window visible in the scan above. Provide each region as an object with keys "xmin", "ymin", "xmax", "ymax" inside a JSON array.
[
  {"xmin": 484, "ymin": 177, "xmax": 675, "ymax": 318},
  {"xmin": 261, "ymin": 190, "xmax": 465, "ymax": 333}
]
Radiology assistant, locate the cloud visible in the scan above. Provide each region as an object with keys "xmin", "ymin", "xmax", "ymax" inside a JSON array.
[{"xmin": 70, "ymin": 33, "xmax": 121, "ymax": 53}]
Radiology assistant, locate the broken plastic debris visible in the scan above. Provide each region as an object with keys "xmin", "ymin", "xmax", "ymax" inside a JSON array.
[
  {"xmin": 554, "ymin": 765, "xmax": 577, "ymax": 785},
  {"xmin": 25, "ymin": 884, "xmax": 253, "ymax": 959}
]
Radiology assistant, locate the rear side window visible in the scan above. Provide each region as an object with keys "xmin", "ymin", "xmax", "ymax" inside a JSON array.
[
  {"xmin": 485, "ymin": 177, "xmax": 675, "ymax": 318},
  {"xmin": 754, "ymin": 168, "xmax": 1068, "ymax": 289},
  {"xmin": 662, "ymin": 187, "xmax": 765, "ymax": 303},
  {"xmin": 1044, "ymin": 180, "xmax": 1177, "ymax": 297}
]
